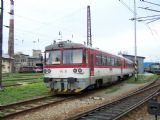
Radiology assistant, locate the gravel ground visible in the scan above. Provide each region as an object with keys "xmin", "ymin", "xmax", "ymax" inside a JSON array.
[
  {"xmin": 8, "ymin": 82, "xmax": 151, "ymax": 120},
  {"xmin": 120, "ymin": 103, "xmax": 160, "ymax": 120},
  {"xmin": 120, "ymin": 95, "xmax": 160, "ymax": 120}
]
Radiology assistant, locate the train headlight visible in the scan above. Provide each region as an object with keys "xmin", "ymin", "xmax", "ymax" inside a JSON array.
[
  {"xmin": 48, "ymin": 69, "xmax": 51, "ymax": 73},
  {"xmin": 73, "ymin": 68, "xmax": 77, "ymax": 73},
  {"xmin": 43, "ymin": 69, "xmax": 47, "ymax": 74},
  {"xmin": 78, "ymin": 68, "xmax": 82, "ymax": 73},
  {"xmin": 44, "ymin": 69, "xmax": 51, "ymax": 74}
]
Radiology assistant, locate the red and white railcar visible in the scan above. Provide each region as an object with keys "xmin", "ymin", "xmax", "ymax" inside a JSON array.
[{"xmin": 43, "ymin": 41, "xmax": 134, "ymax": 94}]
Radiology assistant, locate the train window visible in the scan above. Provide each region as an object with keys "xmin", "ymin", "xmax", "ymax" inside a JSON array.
[
  {"xmin": 107, "ymin": 57, "xmax": 111, "ymax": 66},
  {"xmin": 46, "ymin": 51, "xmax": 61, "ymax": 65},
  {"xmin": 86, "ymin": 49, "xmax": 88, "ymax": 64},
  {"xmin": 63, "ymin": 49, "xmax": 82, "ymax": 64},
  {"xmin": 111, "ymin": 58, "xmax": 115, "ymax": 66},
  {"xmin": 96, "ymin": 54, "xmax": 102, "ymax": 66},
  {"xmin": 115, "ymin": 59, "xmax": 120, "ymax": 66},
  {"xmin": 105, "ymin": 56, "xmax": 108, "ymax": 66},
  {"xmin": 117, "ymin": 59, "xmax": 121, "ymax": 66},
  {"xmin": 102, "ymin": 56, "xmax": 106, "ymax": 66}
]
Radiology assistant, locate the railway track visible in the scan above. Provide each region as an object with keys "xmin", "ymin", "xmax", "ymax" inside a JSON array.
[
  {"xmin": 0, "ymin": 95, "xmax": 74, "ymax": 119},
  {"xmin": 3, "ymin": 77, "xmax": 42, "ymax": 82},
  {"xmin": 67, "ymin": 77, "xmax": 160, "ymax": 120},
  {"xmin": 0, "ymin": 77, "xmax": 158, "ymax": 119},
  {"xmin": 2, "ymin": 81, "xmax": 42, "ymax": 87}
]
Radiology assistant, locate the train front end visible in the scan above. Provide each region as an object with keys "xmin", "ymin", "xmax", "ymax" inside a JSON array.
[{"xmin": 43, "ymin": 41, "xmax": 89, "ymax": 94}]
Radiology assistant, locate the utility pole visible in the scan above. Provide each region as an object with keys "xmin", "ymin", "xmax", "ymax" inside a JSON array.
[
  {"xmin": 134, "ymin": 0, "xmax": 138, "ymax": 81},
  {"xmin": 0, "ymin": 0, "xmax": 3, "ymax": 89},
  {"xmin": 87, "ymin": 5, "xmax": 92, "ymax": 47},
  {"xmin": 8, "ymin": 0, "xmax": 14, "ymax": 72}
]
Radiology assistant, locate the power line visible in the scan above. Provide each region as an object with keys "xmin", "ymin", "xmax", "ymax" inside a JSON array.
[
  {"xmin": 137, "ymin": 17, "xmax": 160, "ymax": 22},
  {"xmin": 3, "ymin": 6, "xmax": 86, "ymax": 45},
  {"xmin": 119, "ymin": 0, "xmax": 160, "ymax": 48},
  {"xmin": 134, "ymin": 14, "xmax": 160, "ymax": 19},
  {"xmin": 119, "ymin": 0, "xmax": 134, "ymax": 14},
  {"xmin": 140, "ymin": 0, "xmax": 160, "ymax": 7},
  {"xmin": 147, "ymin": 18, "xmax": 160, "ymax": 24},
  {"xmin": 138, "ymin": 7, "xmax": 160, "ymax": 13}
]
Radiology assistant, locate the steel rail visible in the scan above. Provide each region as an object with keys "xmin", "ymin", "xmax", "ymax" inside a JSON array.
[
  {"xmin": 0, "ymin": 95, "xmax": 74, "ymax": 119},
  {"xmin": 67, "ymin": 77, "xmax": 160, "ymax": 120}
]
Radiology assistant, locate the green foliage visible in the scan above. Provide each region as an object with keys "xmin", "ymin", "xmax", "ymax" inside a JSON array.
[
  {"xmin": 0, "ymin": 111, "xmax": 5, "ymax": 117},
  {"xmin": 0, "ymin": 83, "xmax": 49, "ymax": 105},
  {"xmin": 105, "ymin": 85, "xmax": 121, "ymax": 94},
  {"xmin": 125, "ymin": 74, "xmax": 158, "ymax": 84}
]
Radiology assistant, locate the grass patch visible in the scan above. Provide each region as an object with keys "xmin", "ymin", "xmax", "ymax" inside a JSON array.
[
  {"xmin": 0, "ymin": 83, "xmax": 49, "ymax": 105},
  {"xmin": 2, "ymin": 80, "xmax": 43, "ymax": 86},
  {"xmin": 2, "ymin": 73, "xmax": 43, "ymax": 79},
  {"xmin": 2, "ymin": 73, "xmax": 43, "ymax": 86},
  {"xmin": 105, "ymin": 85, "xmax": 121, "ymax": 94},
  {"xmin": 0, "ymin": 111, "xmax": 5, "ymax": 117},
  {"xmin": 125, "ymin": 74, "xmax": 158, "ymax": 84}
]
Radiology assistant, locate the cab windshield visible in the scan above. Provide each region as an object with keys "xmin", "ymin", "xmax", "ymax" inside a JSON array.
[
  {"xmin": 46, "ymin": 49, "xmax": 83, "ymax": 65},
  {"xmin": 46, "ymin": 50, "xmax": 61, "ymax": 65},
  {"xmin": 63, "ymin": 49, "xmax": 82, "ymax": 64}
]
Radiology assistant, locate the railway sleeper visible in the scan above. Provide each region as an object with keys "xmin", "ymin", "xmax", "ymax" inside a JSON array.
[
  {"xmin": 89, "ymin": 115, "xmax": 109, "ymax": 120},
  {"xmin": 96, "ymin": 112, "xmax": 118, "ymax": 117}
]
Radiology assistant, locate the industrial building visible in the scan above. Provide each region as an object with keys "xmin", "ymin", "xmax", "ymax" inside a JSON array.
[{"xmin": 122, "ymin": 54, "xmax": 145, "ymax": 74}]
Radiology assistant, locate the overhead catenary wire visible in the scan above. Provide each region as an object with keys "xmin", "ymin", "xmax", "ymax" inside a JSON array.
[
  {"xmin": 140, "ymin": 0, "xmax": 160, "ymax": 7},
  {"xmin": 147, "ymin": 18, "xmax": 160, "ymax": 24},
  {"xmin": 119, "ymin": 0, "xmax": 135, "ymax": 14},
  {"xmin": 133, "ymin": 14, "xmax": 160, "ymax": 20},
  {"xmin": 118, "ymin": 0, "xmax": 160, "ymax": 47},
  {"xmin": 137, "ymin": 17, "xmax": 160, "ymax": 22},
  {"xmin": 138, "ymin": 7, "xmax": 160, "ymax": 13},
  {"xmin": 3, "ymin": 6, "xmax": 86, "ymax": 44}
]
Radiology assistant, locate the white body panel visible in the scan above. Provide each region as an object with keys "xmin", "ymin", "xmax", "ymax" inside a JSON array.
[
  {"xmin": 44, "ymin": 67, "xmax": 134, "ymax": 93},
  {"xmin": 44, "ymin": 68, "xmax": 89, "ymax": 79}
]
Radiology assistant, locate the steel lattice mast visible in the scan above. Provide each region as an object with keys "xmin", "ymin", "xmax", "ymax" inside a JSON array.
[{"xmin": 87, "ymin": 5, "xmax": 92, "ymax": 47}]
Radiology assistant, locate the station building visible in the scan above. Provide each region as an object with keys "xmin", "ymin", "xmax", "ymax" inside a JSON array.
[
  {"xmin": 122, "ymin": 54, "xmax": 145, "ymax": 74},
  {"xmin": 2, "ymin": 54, "xmax": 14, "ymax": 73}
]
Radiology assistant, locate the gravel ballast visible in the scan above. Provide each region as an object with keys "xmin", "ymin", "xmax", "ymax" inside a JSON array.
[{"xmin": 9, "ymin": 82, "xmax": 152, "ymax": 120}]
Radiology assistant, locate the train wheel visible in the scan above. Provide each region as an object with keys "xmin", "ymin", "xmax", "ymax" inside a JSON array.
[{"xmin": 94, "ymin": 80, "xmax": 101, "ymax": 89}]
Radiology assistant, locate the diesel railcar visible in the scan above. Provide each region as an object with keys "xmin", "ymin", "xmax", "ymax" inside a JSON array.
[{"xmin": 43, "ymin": 41, "xmax": 134, "ymax": 94}]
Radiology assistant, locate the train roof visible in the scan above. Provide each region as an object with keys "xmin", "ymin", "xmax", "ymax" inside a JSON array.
[
  {"xmin": 45, "ymin": 41, "xmax": 133, "ymax": 63},
  {"xmin": 45, "ymin": 40, "xmax": 86, "ymax": 50},
  {"xmin": 118, "ymin": 55, "xmax": 134, "ymax": 63}
]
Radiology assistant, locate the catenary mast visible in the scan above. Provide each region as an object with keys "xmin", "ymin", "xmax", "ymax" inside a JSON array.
[{"xmin": 87, "ymin": 5, "xmax": 92, "ymax": 47}]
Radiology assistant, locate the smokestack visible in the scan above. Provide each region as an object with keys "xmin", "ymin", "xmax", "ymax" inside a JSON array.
[
  {"xmin": 8, "ymin": 0, "xmax": 14, "ymax": 57},
  {"xmin": 8, "ymin": 0, "xmax": 14, "ymax": 73}
]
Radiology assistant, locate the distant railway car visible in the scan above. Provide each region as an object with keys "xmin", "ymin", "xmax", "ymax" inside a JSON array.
[
  {"xmin": 149, "ymin": 63, "xmax": 160, "ymax": 74},
  {"xmin": 43, "ymin": 41, "xmax": 134, "ymax": 94},
  {"xmin": 34, "ymin": 63, "xmax": 43, "ymax": 73},
  {"xmin": 19, "ymin": 66, "xmax": 34, "ymax": 73}
]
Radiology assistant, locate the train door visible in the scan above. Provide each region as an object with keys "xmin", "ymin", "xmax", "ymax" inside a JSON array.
[
  {"xmin": 90, "ymin": 54, "xmax": 94, "ymax": 76},
  {"xmin": 89, "ymin": 50, "xmax": 94, "ymax": 77},
  {"xmin": 121, "ymin": 59, "xmax": 125, "ymax": 78}
]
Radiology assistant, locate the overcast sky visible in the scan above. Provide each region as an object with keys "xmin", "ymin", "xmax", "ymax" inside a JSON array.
[{"xmin": 2, "ymin": 0, "xmax": 160, "ymax": 62}]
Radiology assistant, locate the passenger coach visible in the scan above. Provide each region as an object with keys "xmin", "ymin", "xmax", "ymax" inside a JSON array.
[{"xmin": 43, "ymin": 41, "xmax": 134, "ymax": 94}]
